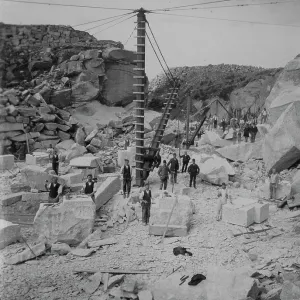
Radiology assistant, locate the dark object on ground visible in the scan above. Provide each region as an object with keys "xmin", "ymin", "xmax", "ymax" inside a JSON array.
[
  {"xmin": 188, "ymin": 274, "xmax": 206, "ymax": 286},
  {"xmin": 173, "ymin": 246, "xmax": 192, "ymax": 256}
]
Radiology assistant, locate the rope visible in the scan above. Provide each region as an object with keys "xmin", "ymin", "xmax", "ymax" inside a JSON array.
[{"xmin": 124, "ymin": 25, "xmax": 137, "ymax": 46}]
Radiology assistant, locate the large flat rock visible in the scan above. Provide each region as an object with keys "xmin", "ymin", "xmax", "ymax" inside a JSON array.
[
  {"xmin": 0, "ymin": 154, "xmax": 14, "ymax": 170},
  {"xmin": 0, "ymin": 219, "xmax": 21, "ymax": 250},
  {"xmin": 26, "ymin": 152, "xmax": 49, "ymax": 166},
  {"xmin": 216, "ymin": 141, "xmax": 262, "ymax": 162},
  {"xmin": 94, "ymin": 176, "xmax": 121, "ymax": 210},
  {"xmin": 199, "ymin": 131, "xmax": 231, "ymax": 148},
  {"xmin": 70, "ymin": 155, "xmax": 101, "ymax": 168},
  {"xmin": 33, "ymin": 197, "xmax": 96, "ymax": 245},
  {"xmin": 0, "ymin": 122, "xmax": 24, "ymax": 132},
  {"xmin": 0, "ymin": 192, "xmax": 23, "ymax": 206},
  {"xmin": 258, "ymin": 180, "xmax": 291, "ymax": 200},
  {"xmin": 263, "ymin": 102, "xmax": 300, "ymax": 173}
]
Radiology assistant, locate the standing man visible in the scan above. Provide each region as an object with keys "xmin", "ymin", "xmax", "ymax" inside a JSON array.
[
  {"xmin": 220, "ymin": 118, "xmax": 226, "ymax": 132},
  {"xmin": 139, "ymin": 183, "xmax": 152, "ymax": 226},
  {"xmin": 216, "ymin": 183, "xmax": 232, "ymax": 221},
  {"xmin": 45, "ymin": 177, "xmax": 62, "ymax": 203},
  {"xmin": 269, "ymin": 168, "xmax": 279, "ymax": 200},
  {"xmin": 261, "ymin": 108, "xmax": 268, "ymax": 123},
  {"xmin": 243, "ymin": 124, "xmax": 250, "ymax": 142},
  {"xmin": 180, "ymin": 151, "xmax": 190, "ymax": 173},
  {"xmin": 167, "ymin": 153, "xmax": 179, "ymax": 185},
  {"xmin": 120, "ymin": 158, "xmax": 132, "ymax": 198},
  {"xmin": 188, "ymin": 158, "xmax": 200, "ymax": 189},
  {"xmin": 81, "ymin": 174, "xmax": 96, "ymax": 202},
  {"xmin": 213, "ymin": 114, "xmax": 218, "ymax": 129},
  {"xmin": 52, "ymin": 150, "xmax": 59, "ymax": 175},
  {"xmin": 142, "ymin": 148, "xmax": 154, "ymax": 182},
  {"xmin": 250, "ymin": 123, "xmax": 258, "ymax": 143},
  {"xmin": 47, "ymin": 144, "xmax": 54, "ymax": 164},
  {"xmin": 124, "ymin": 138, "xmax": 130, "ymax": 150},
  {"xmin": 154, "ymin": 150, "xmax": 161, "ymax": 169},
  {"xmin": 158, "ymin": 160, "xmax": 170, "ymax": 190}
]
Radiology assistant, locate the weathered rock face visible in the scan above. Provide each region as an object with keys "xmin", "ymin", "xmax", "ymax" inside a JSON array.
[
  {"xmin": 216, "ymin": 141, "xmax": 262, "ymax": 162},
  {"xmin": 291, "ymin": 170, "xmax": 300, "ymax": 195},
  {"xmin": 265, "ymin": 55, "xmax": 300, "ymax": 124},
  {"xmin": 263, "ymin": 101, "xmax": 300, "ymax": 173},
  {"xmin": 33, "ymin": 197, "xmax": 96, "ymax": 245},
  {"xmin": 199, "ymin": 131, "xmax": 231, "ymax": 148},
  {"xmin": 0, "ymin": 219, "xmax": 21, "ymax": 250}
]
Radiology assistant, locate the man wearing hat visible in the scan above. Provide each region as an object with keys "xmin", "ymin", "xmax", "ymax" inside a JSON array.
[
  {"xmin": 120, "ymin": 158, "xmax": 132, "ymax": 198},
  {"xmin": 139, "ymin": 182, "xmax": 152, "ymax": 226}
]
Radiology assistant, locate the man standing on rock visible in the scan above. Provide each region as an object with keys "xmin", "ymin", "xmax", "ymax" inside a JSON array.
[
  {"xmin": 269, "ymin": 168, "xmax": 279, "ymax": 200},
  {"xmin": 220, "ymin": 118, "xmax": 226, "ymax": 132},
  {"xmin": 158, "ymin": 160, "xmax": 170, "ymax": 190},
  {"xmin": 250, "ymin": 123, "xmax": 258, "ymax": 143},
  {"xmin": 81, "ymin": 174, "xmax": 96, "ymax": 202},
  {"xmin": 45, "ymin": 177, "xmax": 62, "ymax": 203},
  {"xmin": 167, "ymin": 153, "xmax": 179, "ymax": 185},
  {"xmin": 261, "ymin": 108, "xmax": 268, "ymax": 123},
  {"xmin": 139, "ymin": 183, "xmax": 152, "ymax": 226},
  {"xmin": 188, "ymin": 159, "xmax": 200, "ymax": 189},
  {"xmin": 120, "ymin": 159, "xmax": 132, "ymax": 198},
  {"xmin": 154, "ymin": 149, "xmax": 162, "ymax": 168},
  {"xmin": 180, "ymin": 151, "xmax": 190, "ymax": 173},
  {"xmin": 47, "ymin": 144, "xmax": 54, "ymax": 164},
  {"xmin": 52, "ymin": 150, "xmax": 59, "ymax": 175},
  {"xmin": 243, "ymin": 124, "xmax": 250, "ymax": 142},
  {"xmin": 142, "ymin": 148, "xmax": 154, "ymax": 182},
  {"xmin": 216, "ymin": 183, "xmax": 232, "ymax": 221}
]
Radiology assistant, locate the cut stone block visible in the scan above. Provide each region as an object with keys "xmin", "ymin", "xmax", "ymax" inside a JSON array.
[
  {"xmin": 21, "ymin": 165, "xmax": 65, "ymax": 190},
  {"xmin": 0, "ymin": 192, "xmax": 23, "ymax": 206},
  {"xmin": 149, "ymin": 224, "xmax": 188, "ymax": 237},
  {"xmin": 33, "ymin": 197, "xmax": 96, "ymax": 245},
  {"xmin": 223, "ymin": 201, "xmax": 255, "ymax": 227},
  {"xmin": 11, "ymin": 132, "xmax": 40, "ymax": 142},
  {"xmin": 94, "ymin": 176, "xmax": 121, "ymax": 210},
  {"xmin": 21, "ymin": 192, "xmax": 49, "ymax": 203},
  {"xmin": 70, "ymin": 156, "xmax": 102, "ymax": 168},
  {"xmin": 253, "ymin": 203, "xmax": 269, "ymax": 223},
  {"xmin": 117, "ymin": 147, "xmax": 136, "ymax": 167},
  {"xmin": 26, "ymin": 152, "xmax": 49, "ymax": 166},
  {"xmin": 0, "ymin": 122, "xmax": 24, "ymax": 132},
  {"xmin": 60, "ymin": 173, "xmax": 83, "ymax": 185},
  {"xmin": 0, "ymin": 154, "xmax": 14, "ymax": 171},
  {"xmin": 0, "ymin": 219, "xmax": 21, "ymax": 250}
]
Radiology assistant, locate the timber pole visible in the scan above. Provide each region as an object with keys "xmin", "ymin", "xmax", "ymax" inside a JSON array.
[
  {"xmin": 186, "ymin": 95, "xmax": 191, "ymax": 148},
  {"xmin": 134, "ymin": 8, "xmax": 147, "ymax": 187}
]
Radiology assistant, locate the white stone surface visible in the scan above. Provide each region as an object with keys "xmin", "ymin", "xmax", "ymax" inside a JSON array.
[
  {"xmin": 0, "ymin": 219, "xmax": 21, "ymax": 250},
  {"xmin": 0, "ymin": 154, "xmax": 14, "ymax": 171}
]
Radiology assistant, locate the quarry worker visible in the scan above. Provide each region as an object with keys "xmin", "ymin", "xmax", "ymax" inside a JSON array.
[
  {"xmin": 250, "ymin": 124, "xmax": 258, "ymax": 143},
  {"xmin": 188, "ymin": 159, "xmax": 200, "ymax": 189},
  {"xmin": 261, "ymin": 108, "xmax": 268, "ymax": 124},
  {"xmin": 237, "ymin": 128, "xmax": 242, "ymax": 144},
  {"xmin": 142, "ymin": 149, "xmax": 154, "ymax": 182},
  {"xmin": 45, "ymin": 177, "xmax": 62, "ymax": 203},
  {"xmin": 180, "ymin": 151, "xmax": 190, "ymax": 173},
  {"xmin": 243, "ymin": 124, "xmax": 250, "ymax": 142},
  {"xmin": 269, "ymin": 168, "xmax": 279, "ymax": 200},
  {"xmin": 81, "ymin": 174, "xmax": 96, "ymax": 202},
  {"xmin": 220, "ymin": 118, "xmax": 226, "ymax": 132},
  {"xmin": 120, "ymin": 159, "xmax": 132, "ymax": 198},
  {"xmin": 154, "ymin": 149, "xmax": 162, "ymax": 168},
  {"xmin": 158, "ymin": 160, "xmax": 171, "ymax": 190},
  {"xmin": 213, "ymin": 115, "xmax": 218, "ymax": 129},
  {"xmin": 167, "ymin": 153, "xmax": 179, "ymax": 185},
  {"xmin": 216, "ymin": 183, "xmax": 232, "ymax": 221},
  {"xmin": 139, "ymin": 183, "xmax": 152, "ymax": 226},
  {"xmin": 52, "ymin": 150, "xmax": 59, "ymax": 175},
  {"xmin": 47, "ymin": 144, "xmax": 54, "ymax": 164},
  {"xmin": 124, "ymin": 138, "xmax": 130, "ymax": 150}
]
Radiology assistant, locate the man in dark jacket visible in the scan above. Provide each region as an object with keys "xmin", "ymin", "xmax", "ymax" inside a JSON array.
[
  {"xmin": 45, "ymin": 177, "xmax": 62, "ymax": 203},
  {"xmin": 180, "ymin": 151, "xmax": 190, "ymax": 173},
  {"xmin": 81, "ymin": 174, "xmax": 96, "ymax": 202},
  {"xmin": 52, "ymin": 150, "xmax": 59, "ymax": 175},
  {"xmin": 139, "ymin": 183, "xmax": 152, "ymax": 226},
  {"xmin": 158, "ymin": 160, "xmax": 170, "ymax": 190},
  {"xmin": 188, "ymin": 159, "xmax": 200, "ymax": 188},
  {"xmin": 167, "ymin": 153, "xmax": 179, "ymax": 184},
  {"xmin": 250, "ymin": 124, "xmax": 258, "ymax": 143},
  {"xmin": 154, "ymin": 150, "xmax": 161, "ymax": 168},
  {"xmin": 120, "ymin": 159, "xmax": 132, "ymax": 198},
  {"xmin": 142, "ymin": 149, "xmax": 154, "ymax": 182}
]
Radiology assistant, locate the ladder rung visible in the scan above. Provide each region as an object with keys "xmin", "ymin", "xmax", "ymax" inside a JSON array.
[
  {"xmin": 135, "ymin": 168, "xmax": 144, "ymax": 171},
  {"xmin": 135, "ymin": 138, "xmax": 144, "ymax": 141},
  {"xmin": 135, "ymin": 123, "xmax": 144, "ymax": 126},
  {"xmin": 134, "ymin": 44, "xmax": 146, "ymax": 46},
  {"xmin": 133, "ymin": 92, "xmax": 145, "ymax": 94},
  {"xmin": 133, "ymin": 68, "xmax": 145, "ymax": 71},
  {"xmin": 135, "ymin": 146, "xmax": 145, "ymax": 149},
  {"xmin": 133, "ymin": 60, "xmax": 145, "ymax": 63},
  {"xmin": 133, "ymin": 84, "xmax": 145, "ymax": 86},
  {"xmin": 135, "ymin": 130, "xmax": 144, "ymax": 133},
  {"xmin": 133, "ymin": 100, "xmax": 145, "ymax": 102},
  {"xmin": 134, "ymin": 36, "xmax": 146, "ymax": 38},
  {"xmin": 134, "ymin": 107, "xmax": 145, "ymax": 110},
  {"xmin": 135, "ymin": 52, "xmax": 145, "ymax": 54},
  {"xmin": 134, "ymin": 76, "xmax": 145, "ymax": 78}
]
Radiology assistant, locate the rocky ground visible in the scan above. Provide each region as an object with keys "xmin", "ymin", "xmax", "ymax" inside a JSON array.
[{"xmin": 1, "ymin": 146, "xmax": 300, "ymax": 300}]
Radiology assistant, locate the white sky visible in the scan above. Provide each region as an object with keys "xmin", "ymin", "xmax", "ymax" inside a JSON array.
[{"xmin": 1, "ymin": 0, "xmax": 300, "ymax": 79}]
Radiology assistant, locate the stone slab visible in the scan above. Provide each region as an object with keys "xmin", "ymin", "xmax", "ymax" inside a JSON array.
[
  {"xmin": 0, "ymin": 192, "xmax": 23, "ymax": 206},
  {"xmin": 0, "ymin": 219, "xmax": 21, "ymax": 250},
  {"xmin": 149, "ymin": 224, "xmax": 188, "ymax": 237},
  {"xmin": 0, "ymin": 154, "xmax": 14, "ymax": 171},
  {"xmin": 0, "ymin": 122, "xmax": 24, "ymax": 132},
  {"xmin": 94, "ymin": 176, "xmax": 121, "ymax": 210},
  {"xmin": 253, "ymin": 203, "xmax": 269, "ymax": 223},
  {"xmin": 33, "ymin": 197, "xmax": 96, "ymax": 245},
  {"xmin": 21, "ymin": 192, "xmax": 49, "ymax": 203},
  {"xmin": 223, "ymin": 203, "xmax": 255, "ymax": 227},
  {"xmin": 70, "ymin": 156, "xmax": 102, "ymax": 168},
  {"xmin": 26, "ymin": 152, "xmax": 49, "ymax": 166}
]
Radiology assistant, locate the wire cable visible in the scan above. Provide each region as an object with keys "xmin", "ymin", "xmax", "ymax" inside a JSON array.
[
  {"xmin": 84, "ymin": 13, "xmax": 134, "ymax": 32},
  {"xmin": 146, "ymin": 18, "xmax": 175, "ymax": 82},
  {"xmin": 1, "ymin": 0, "xmax": 135, "ymax": 11},
  {"xmin": 93, "ymin": 13, "xmax": 137, "ymax": 35},
  {"xmin": 145, "ymin": 31, "xmax": 173, "ymax": 84},
  {"xmin": 151, "ymin": 11, "xmax": 300, "ymax": 28},
  {"xmin": 167, "ymin": 0, "xmax": 299, "ymax": 12},
  {"xmin": 124, "ymin": 25, "xmax": 136, "ymax": 46},
  {"xmin": 73, "ymin": 12, "xmax": 134, "ymax": 27}
]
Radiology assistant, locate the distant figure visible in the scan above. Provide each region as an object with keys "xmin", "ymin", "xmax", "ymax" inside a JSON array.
[
  {"xmin": 261, "ymin": 108, "xmax": 268, "ymax": 124},
  {"xmin": 232, "ymin": 128, "xmax": 237, "ymax": 144},
  {"xmin": 47, "ymin": 144, "xmax": 54, "ymax": 164},
  {"xmin": 216, "ymin": 183, "xmax": 232, "ymax": 221},
  {"xmin": 188, "ymin": 159, "xmax": 200, "ymax": 189},
  {"xmin": 45, "ymin": 177, "xmax": 62, "ymax": 203},
  {"xmin": 180, "ymin": 151, "xmax": 190, "ymax": 173},
  {"xmin": 158, "ymin": 160, "xmax": 170, "ymax": 190},
  {"xmin": 124, "ymin": 138, "xmax": 130, "ymax": 150},
  {"xmin": 213, "ymin": 115, "xmax": 218, "ymax": 129},
  {"xmin": 243, "ymin": 124, "xmax": 250, "ymax": 142},
  {"xmin": 269, "ymin": 168, "xmax": 279, "ymax": 200},
  {"xmin": 142, "ymin": 149, "xmax": 154, "ymax": 183},
  {"xmin": 52, "ymin": 150, "xmax": 59, "ymax": 175},
  {"xmin": 154, "ymin": 150, "xmax": 162, "ymax": 168},
  {"xmin": 81, "ymin": 174, "xmax": 96, "ymax": 202},
  {"xmin": 250, "ymin": 124, "xmax": 258, "ymax": 143},
  {"xmin": 237, "ymin": 128, "xmax": 242, "ymax": 144},
  {"xmin": 139, "ymin": 183, "xmax": 152, "ymax": 226},
  {"xmin": 220, "ymin": 118, "xmax": 226, "ymax": 132},
  {"xmin": 120, "ymin": 158, "xmax": 132, "ymax": 198},
  {"xmin": 167, "ymin": 153, "xmax": 179, "ymax": 185}
]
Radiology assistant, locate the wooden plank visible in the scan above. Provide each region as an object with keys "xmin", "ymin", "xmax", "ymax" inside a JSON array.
[
  {"xmin": 73, "ymin": 269, "xmax": 150, "ymax": 275},
  {"xmin": 233, "ymin": 227, "xmax": 274, "ymax": 237}
]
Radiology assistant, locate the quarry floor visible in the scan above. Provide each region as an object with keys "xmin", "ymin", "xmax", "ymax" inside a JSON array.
[{"xmin": 0, "ymin": 165, "xmax": 300, "ymax": 300}]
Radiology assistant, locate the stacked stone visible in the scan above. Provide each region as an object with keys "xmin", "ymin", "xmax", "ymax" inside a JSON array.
[{"xmin": 0, "ymin": 87, "xmax": 74, "ymax": 157}]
